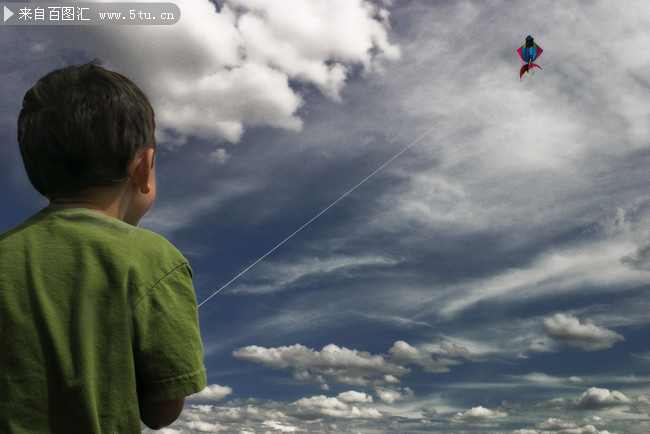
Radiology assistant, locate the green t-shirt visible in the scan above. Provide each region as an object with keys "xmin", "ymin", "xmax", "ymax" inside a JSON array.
[{"xmin": 0, "ymin": 206, "xmax": 207, "ymax": 433}]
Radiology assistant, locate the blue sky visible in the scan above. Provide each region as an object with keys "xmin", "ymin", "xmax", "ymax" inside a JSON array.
[{"xmin": 2, "ymin": 0, "xmax": 650, "ymax": 432}]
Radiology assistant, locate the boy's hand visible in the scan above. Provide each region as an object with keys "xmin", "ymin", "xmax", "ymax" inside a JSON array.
[{"xmin": 139, "ymin": 397, "xmax": 186, "ymax": 429}]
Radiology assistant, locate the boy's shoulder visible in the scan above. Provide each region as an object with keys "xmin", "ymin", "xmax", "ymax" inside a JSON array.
[{"xmin": 1, "ymin": 205, "xmax": 186, "ymax": 267}]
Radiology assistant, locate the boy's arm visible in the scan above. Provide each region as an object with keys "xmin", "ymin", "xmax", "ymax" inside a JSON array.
[
  {"xmin": 133, "ymin": 262, "xmax": 206, "ymax": 428},
  {"xmin": 139, "ymin": 396, "xmax": 186, "ymax": 430}
]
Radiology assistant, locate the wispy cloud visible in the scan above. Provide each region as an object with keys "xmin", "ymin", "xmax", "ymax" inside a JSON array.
[
  {"xmin": 622, "ymin": 244, "xmax": 650, "ymax": 271},
  {"xmin": 440, "ymin": 240, "xmax": 647, "ymax": 317},
  {"xmin": 230, "ymin": 254, "xmax": 401, "ymax": 294}
]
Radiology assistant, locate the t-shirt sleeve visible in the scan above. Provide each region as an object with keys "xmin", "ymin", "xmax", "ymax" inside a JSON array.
[{"xmin": 132, "ymin": 263, "xmax": 207, "ymax": 402}]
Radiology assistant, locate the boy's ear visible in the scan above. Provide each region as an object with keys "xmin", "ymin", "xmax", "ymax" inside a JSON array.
[{"xmin": 131, "ymin": 148, "xmax": 155, "ymax": 194}]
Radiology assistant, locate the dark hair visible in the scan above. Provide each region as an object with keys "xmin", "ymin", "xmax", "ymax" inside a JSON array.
[{"xmin": 17, "ymin": 61, "xmax": 156, "ymax": 199}]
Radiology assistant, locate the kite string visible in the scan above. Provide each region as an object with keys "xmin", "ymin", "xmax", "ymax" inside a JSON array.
[{"xmin": 197, "ymin": 121, "xmax": 441, "ymax": 308}]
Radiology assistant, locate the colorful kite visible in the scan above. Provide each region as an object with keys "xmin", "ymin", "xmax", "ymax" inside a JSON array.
[{"xmin": 517, "ymin": 35, "xmax": 542, "ymax": 80}]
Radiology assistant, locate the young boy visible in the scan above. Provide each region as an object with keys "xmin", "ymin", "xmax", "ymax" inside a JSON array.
[{"xmin": 0, "ymin": 62, "xmax": 206, "ymax": 432}]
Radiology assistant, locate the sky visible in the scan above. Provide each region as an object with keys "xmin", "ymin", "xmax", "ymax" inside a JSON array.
[{"xmin": 1, "ymin": 0, "xmax": 650, "ymax": 432}]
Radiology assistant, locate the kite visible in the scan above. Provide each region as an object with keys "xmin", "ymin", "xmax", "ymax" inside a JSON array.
[{"xmin": 517, "ymin": 35, "xmax": 542, "ymax": 80}]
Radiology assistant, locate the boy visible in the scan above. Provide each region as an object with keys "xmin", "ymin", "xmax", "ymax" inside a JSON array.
[{"xmin": 0, "ymin": 62, "xmax": 206, "ymax": 432}]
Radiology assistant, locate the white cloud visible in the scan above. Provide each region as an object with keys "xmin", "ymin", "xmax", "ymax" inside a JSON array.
[
  {"xmin": 569, "ymin": 376, "xmax": 585, "ymax": 384},
  {"xmin": 188, "ymin": 384, "xmax": 233, "ymax": 402},
  {"xmin": 374, "ymin": 386, "xmax": 414, "ymax": 404},
  {"xmin": 288, "ymin": 395, "xmax": 382, "ymax": 420},
  {"xmin": 262, "ymin": 420, "xmax": 299, "ymax": 432},
  {"xmin": 450, "ymin": 406, "xmax": 507, "ymax": 427},
  {"xmin": 232, "ymin": 343, "xmax": 409, "ymax": 387},
  {"xmin": 337, "ymin": 390, "xmax": 373, "ymax": 404},
  {"xmin": 575, "ymin": 387, "xmax": 631, "ymax": 410},
  {"xmin": 147, "ymin": 402, "xmax": 296, "ymax": 432},
  {"xmin": 184, "ymin": 420, "xmax": 225, "ymax": 432},
  {"xmin": 530, "ymin": 387, "xmax": 634, "ymax": 414},
  {"xmin": 155, "ymin": 62, "xmax": 303, "ymax": 142},
  {"xmin": 145, "ymin": 386, "xmax": 648, "ymax": 433},
  {"xmin": 389, "ymin": 340, "xmax": 435, "ymax": 367},
  {"xmin": 63, "ymin": 0, "xmax": 398, "ymax": 144},
  {"xmin": 231, "ymin": 0, "xmax": 400, "ymax": 100},
  {"xmin": 543, "ymin": 314, "xmax": 625, "ymax": 351},
  {"xmin": 532, "ymin": 417, "xmax": 613, "ymax": 434},
  {"xmin": 388, "ymin": 340, "xmax": 467, "ymax": 373},
  {"xmin": 383, "ymin": 374, "xmax": 400, "ymax": 384},
  {"xmin": 537, "ymin": 417, "xmax": 578, "ymax": 431}
]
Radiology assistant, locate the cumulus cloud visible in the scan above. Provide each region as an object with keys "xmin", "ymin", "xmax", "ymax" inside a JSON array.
[
  {"xmin": 231, "ymin": 0, "xmax": 400, "ymax": 100},
  {"xmin": 574, "ymin": 387, "xmax": 631, "ymax": 410},
  {"xmin": 143, "ymin": 387, "xmax": 647, "ymax": 433},
  {"xmin": 187, "ymin": 384, "xmax": 233, "ymax": 402},
  {"xmin": 287, "ymin": 395, "xmax": 382, "ymax": 420},
  {"xmin": 232, "ymin": 340, "xmax": 476, "ymax": 392},
  {"xmin": 232, "ymin": 343, "xmax": 409, "ymax": 388},
  {"xmin": 147, "ymin": 401, "xmax": 298, "ymax": 433},
  {"xmin": 531, "ymin": 387, "xmax": 633, "ymax": 413},
  {"xmin": 149, "ymin": 393, "xmax": 386, "ymax": 432},
  {"xmin": 374, "ymin": 386, "xmax": 414, "ymax": 404},
  {"xmin": 450, "ymin": 406, "xmax": 507, "ymax": 427},
  {"xmin": 536, "ymin": 417, "xmax": 581, "ymax": 431},
  {"xmin": 530, "ymin": 417, "xmax": 612, "ymax": 434},
  {"xmin": 543, "ymin": 314, "xmax": 625, "ymax": 351},
  {"xmin": 261, "ymin": 420, "xmax": 299, "ymax": 433},
  {"xmin": 64, "ymin": 0, "xmax": 399, "ymax": 144},
  {"xmin": 337, "ymin": 390, "xmax": 373, "ymax": 404}
]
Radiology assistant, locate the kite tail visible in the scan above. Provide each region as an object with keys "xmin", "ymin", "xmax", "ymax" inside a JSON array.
[{"xmin": 519, "ymin": 63, "xmax": 542, "ymax": 80}]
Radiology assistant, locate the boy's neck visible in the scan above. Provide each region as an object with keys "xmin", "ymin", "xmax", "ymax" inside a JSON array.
[
  {"xmin": 49, "ymin": 184, "xmax": 135, "ymax": 224},
  {"xmin": 51, "ymin": 198, "xmax": 101, "ymax": 206},
  {"xmin": 50, "ymin": 198, "xmax": 119, "ymax": 218}
]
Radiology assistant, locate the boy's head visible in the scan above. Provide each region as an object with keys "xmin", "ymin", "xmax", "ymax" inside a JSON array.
[{"xmin": 17, "ymin": 61, "xmax": 156, "ymax": 200}]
